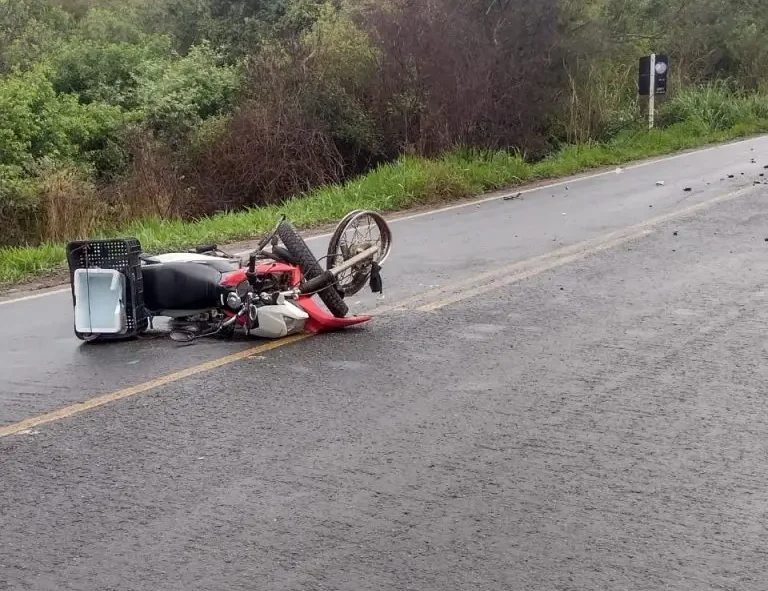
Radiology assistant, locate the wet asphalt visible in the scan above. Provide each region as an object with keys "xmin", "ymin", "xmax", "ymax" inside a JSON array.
[{"xmin": 2, "ymin": 137, "xmax": 768, "ymax": 589}]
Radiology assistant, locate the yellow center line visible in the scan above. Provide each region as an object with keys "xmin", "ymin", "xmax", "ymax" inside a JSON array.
[
  {"xmin": 417, "ymin": 230, "xmax": 654, "ymax": 312},
  {"xmin": 0, "ymin": 334, "xmax": 310, "ymax": 439},
  {"xmin": 0, "ymin": 184, "xmax": 758, "ymax": 439},
  {"xmin": 408, "ymin": 185, "xmax": 756, "ymax": 313}
]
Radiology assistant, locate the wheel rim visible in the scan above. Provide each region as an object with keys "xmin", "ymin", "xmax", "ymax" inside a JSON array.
[{"xmin": 327, "ymin": 211, "xmax": 392, "ymax": 295}]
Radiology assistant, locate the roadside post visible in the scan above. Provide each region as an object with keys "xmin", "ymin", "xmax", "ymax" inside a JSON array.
[{"xmin": 639, "ymin": 54, "xmax": 669, "ymax": 130}]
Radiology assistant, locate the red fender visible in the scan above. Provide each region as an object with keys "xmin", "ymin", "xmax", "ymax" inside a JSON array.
[{"xmin": 297, "ymin": 296, "xmax": 371, "ymax": 334}]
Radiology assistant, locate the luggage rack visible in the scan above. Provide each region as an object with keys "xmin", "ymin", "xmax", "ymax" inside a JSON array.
[{"xmin": 66, "ymin": 238, "xmax": 149, "ymax": 341}]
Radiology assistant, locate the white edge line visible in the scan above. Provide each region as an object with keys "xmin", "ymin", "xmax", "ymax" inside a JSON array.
[
  {"xmin": 0, "ymin": 135, "xmax": 763, "ymax": 307},
  {"xmin": 0, "ymin": 287, "xmax": 71, "ymax": 306}
]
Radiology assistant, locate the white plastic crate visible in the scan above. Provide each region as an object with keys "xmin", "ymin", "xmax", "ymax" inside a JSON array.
[{"xmin": 73, "ymin": 268, "xmax": 128, "ymax": 334}]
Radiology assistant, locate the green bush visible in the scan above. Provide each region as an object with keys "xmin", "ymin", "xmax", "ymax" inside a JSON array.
[
  {"xmin": 48, "ymin": 37, "xmax": 171, "ymax": 109},
  {"xmin": 135, "ymin": 42, "xmax": 241, "ymax": 141},
  {"xmin": 0, "ymin": 65, "xmax": 127, "ymax": 180},
  {"xmin": 136, "ymin": 0, "xmax": 215, "ymax": 53},
  {"xmin": 0, "ymin": 0, "xmax": 73, "ymax": 72},
  {"xmin": 245, "ymin": 4, "xmax": 382, "ymax": 167},
  {"xmin": 76, "ymin": 6, "xmax": 147, "ymax": 45},
  {"xmin": 298, "ymin": 4, "xmax": 380, "ymax": 153}
]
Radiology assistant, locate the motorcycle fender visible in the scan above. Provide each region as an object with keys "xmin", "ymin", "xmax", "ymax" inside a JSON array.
[{"xmin": 250, "ymin": 301, "xmax": 309, "ymax": 339}]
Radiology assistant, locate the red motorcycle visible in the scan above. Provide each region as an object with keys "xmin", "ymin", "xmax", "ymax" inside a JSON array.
[{"xmin": 66, "ymin": 211, "xmax": 392, "ymax": 342}]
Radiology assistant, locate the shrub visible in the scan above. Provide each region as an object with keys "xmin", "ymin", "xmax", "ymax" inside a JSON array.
[
  {"xmin": 297, "ymin": 3, "xmax": 381, "ymax": 159},
  {"xmin": 0, "ymin": 0, "xmax": 73, "ymax": 72},
  {"xmin": 0, "ymin": 66, "xmax": 126, "ymax": 174},
  {"xmin": 76, "ymin": 6, "xmax": 147, "ymax": 44},
  {"xmin": 135, "ymin": 42, "xmax": 241, "ymax": 142},
  {"xmin": 0, "ymin": 65, "xmax": 129, "ymax": 246},
  {"xmin": 560, "ymin": 59, "xmax": 640, "ymax": 143},
  {"xmin": 203, "ymin": 0, "xmax": 328, "ymax": 56},
  {"xmin": 188, "ymin": 101, "xmax": 344, "ymax": 213},
  {"xmin": 0, "ymin": 171, "xmax": 40, "ymax": 247},
  {"xmin": 47, "ymin": 37, "xmax": 171, "ymax": 109},
  {"xmin": 37, "ymin": 164, "xmax": 106, "ymax": 243},
  {"xmin": 363, "ymin": 0, "xmax": 564, "ymax": 156},
  {"xmin": 243, "ymin": 3, "xmax": 383, "ymax": 176},
  {"xmin": 100, "ymin": 129, "xmax": 187, "ymax": 222},
  {"xmin": 136, "ymin": 0, "xmax": 215, "ymax": 54}
]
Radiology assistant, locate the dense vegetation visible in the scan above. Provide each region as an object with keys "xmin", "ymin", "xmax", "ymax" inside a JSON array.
[{"xmin": 1, "ymin": 0, "xmax": 768, "ymax": 258}]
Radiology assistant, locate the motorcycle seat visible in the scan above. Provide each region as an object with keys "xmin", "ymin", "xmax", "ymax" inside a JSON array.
[{"xmin": 142, "ymin": 262, "xmax": 222, "ymax": 312}]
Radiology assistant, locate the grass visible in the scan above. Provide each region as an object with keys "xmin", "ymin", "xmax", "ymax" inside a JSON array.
[{"xmin": 2, "ymin": 106, "xmax": 768, "ymax": 285}]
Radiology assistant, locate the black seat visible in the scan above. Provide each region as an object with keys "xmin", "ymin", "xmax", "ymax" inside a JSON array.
[{"xmin": 142, "ymin": 262, "xmax": 222, "ymax": 312}]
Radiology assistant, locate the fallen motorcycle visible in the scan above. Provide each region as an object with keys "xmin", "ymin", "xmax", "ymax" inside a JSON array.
[{"xmin": 66, "ymin": 210, "xmax": 392, "ymax": 342}]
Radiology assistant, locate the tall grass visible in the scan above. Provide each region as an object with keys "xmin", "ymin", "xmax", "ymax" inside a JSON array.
[
  {"xmin": 657, "ymin": 81, "xmax": 768, "ymax": 130},
  {"xmin": 2, "ymin": 86, "xmax": 768, "ymax": 285},
  {"xmin": 564, "ymin": 60, "xmax": 639, "ymax": 144}
]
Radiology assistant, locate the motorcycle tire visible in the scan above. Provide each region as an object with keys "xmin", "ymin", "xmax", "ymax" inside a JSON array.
[{"xmin": 277, "ymin": 221, "xmax": 349, "ymax": 318}]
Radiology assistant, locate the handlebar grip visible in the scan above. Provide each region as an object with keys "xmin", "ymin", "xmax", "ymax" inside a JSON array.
[
  {"xmin": 300, "ymin": 271, "xmax": 335, "ymax": 295},
  {"xmin": 248, "ymin": 254, "xmax": 256, "ymax": 274},
  {"xmin": 193, "ymin": 244, "xmax": 217, "ymax": 254}
]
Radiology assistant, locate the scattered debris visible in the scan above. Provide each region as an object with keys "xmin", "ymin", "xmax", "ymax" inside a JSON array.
[
  {"xmin": 503, "ymin": 192, "xmax": 522, "ymax": 201},
  {"xmin": 560, "ymin": 287, "xmax": 565, "ymax": 291},
  {"xmin": 751, "ymin": 158, "xmax": 757, "ymax": 164},
  {"xmin": 683, "ymin": 187, "xmax": 693, "ymax": 192},
  {"xmin": 764, "ymin": 165, "xmax": 768, "ymax": 169},
  {"xmin": 673, "ymin": 231, "xmax": 679, "ymax": 236},
  {"xmin": 728, "ymin": 174, "xmax": 735, "ymax": 178},
  {"xmin": 615, "ymin": 167, "xmax": 624, "ymax": 174},
  {"xmin": 656, "ymin": 180, "xmax": 665, "ymax": 186},
  {"xmin": 562, "ymin": 212, "xmax": 567, "ymax": 216}
]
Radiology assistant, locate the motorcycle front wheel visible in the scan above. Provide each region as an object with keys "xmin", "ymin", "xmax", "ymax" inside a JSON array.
[{"xmin": 276, "ymin": 221, "xmax": 349, "ymax": 318}]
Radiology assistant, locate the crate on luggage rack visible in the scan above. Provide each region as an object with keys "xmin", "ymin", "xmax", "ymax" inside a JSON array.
[{"xmin": 66, "ymin": 238, "xmax": 149, "ymax": 340}]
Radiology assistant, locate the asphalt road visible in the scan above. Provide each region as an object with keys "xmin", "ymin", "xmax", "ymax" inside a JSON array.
[{"xmin": 3, "ymin": 137, "xmax": 768, "ymax": 590}]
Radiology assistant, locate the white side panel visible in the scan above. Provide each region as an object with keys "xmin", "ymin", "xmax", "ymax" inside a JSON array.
[
  {"xmin": 250, "ymin": 302, "xmax": 309, "ymax": 339},
  {"xmin": 73, "ymin": 269, "xmax": 127, "ymax": 334}
]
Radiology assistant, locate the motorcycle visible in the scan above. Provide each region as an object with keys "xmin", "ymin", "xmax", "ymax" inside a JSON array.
[{"xmin": 66, "ymin": 210, "xmax": 392, "ymax": 342}]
